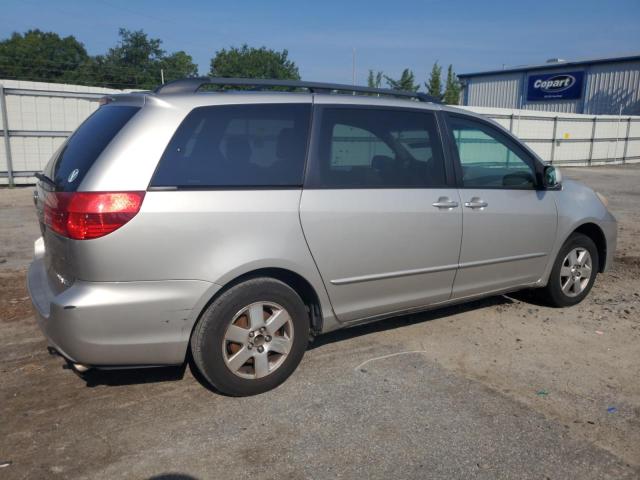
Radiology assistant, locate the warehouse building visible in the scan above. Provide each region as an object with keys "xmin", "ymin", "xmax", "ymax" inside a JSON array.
[{"xmin": 459, "ymin": 53, "xmax": 640, "ymax": 115}]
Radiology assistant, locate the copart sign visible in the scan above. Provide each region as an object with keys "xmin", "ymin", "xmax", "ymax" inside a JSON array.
[{"xmin": 527, "ymin": 71, "xmax": 584, "ymax": 101}]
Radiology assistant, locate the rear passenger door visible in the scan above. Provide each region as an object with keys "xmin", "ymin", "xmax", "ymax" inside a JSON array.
[
  {"xmin": 443, "ymin": 113, "xmax": 557, "ymax": 298},
  {"xmin": 300, "ymin": 104, "xmax": 462, "ymax": 322}
]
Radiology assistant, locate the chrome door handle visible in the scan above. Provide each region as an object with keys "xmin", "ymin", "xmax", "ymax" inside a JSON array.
[
  {"xmin": 432, "ymin": 197, "xmax": 459, "ymax": 209},
  {"xmin": 464, "ymin": 198, "xmax": 488, "ymax": 209}
]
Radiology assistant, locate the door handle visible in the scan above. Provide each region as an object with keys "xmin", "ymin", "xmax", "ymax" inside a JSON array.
[
  {"xmin": 432, "ymin": 197, "xmax": 459, "ymax": 209},
  {"xmin": 464, "ymin": 197, "xmax": 488, "ymax": 209}
]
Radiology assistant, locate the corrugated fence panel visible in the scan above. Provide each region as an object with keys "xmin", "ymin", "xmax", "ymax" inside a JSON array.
[
  {"xmin": 514, "ymin": 117, "xmax": 555, "ymax": 140},
  {"xmin": 626, "ymin": 139, "xmax": 640, "ymax": 158},
  {"xmin": 556, "ymin": 118, "xmax": 593, "ymax": 139},
  {"xmin": 0, "ymin": 138, "xmax": 6, "ymax": 173}
]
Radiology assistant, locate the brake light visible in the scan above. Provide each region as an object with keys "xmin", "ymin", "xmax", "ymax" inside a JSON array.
[{"xmin": 43, "ymin": 191, "xmax": 145, "ymax": 240}]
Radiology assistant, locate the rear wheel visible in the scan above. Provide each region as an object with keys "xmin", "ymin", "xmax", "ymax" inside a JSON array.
[
  {"xmin": 191, "ymin": 278, "xmax": 309, "ymax": 396},
  {"xmin": 538, "ymin": 233, "xmax": 599, "ymax": 307}
]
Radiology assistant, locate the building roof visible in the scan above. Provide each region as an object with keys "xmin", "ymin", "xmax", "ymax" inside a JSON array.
[{"xmin": 458, "ymin": 53, "xmax": 640, "ymax": 78}]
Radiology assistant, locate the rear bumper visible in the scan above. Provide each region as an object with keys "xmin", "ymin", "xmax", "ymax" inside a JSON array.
[{"xmin": 27, "ymin": 241, "xmax": 219, "ymax": 366}]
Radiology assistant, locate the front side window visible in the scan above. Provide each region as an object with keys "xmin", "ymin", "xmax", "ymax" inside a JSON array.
[
  {"xmin": 152, "ymin": 103, "xmax": 311, "ymax": 187},
  {"xmin": 448, "ymin": 115, "xmax": 537, "ymax": 189},
  {"xmin": 307, "ymin": 107, "xmax": 446, "ymax": 188}
]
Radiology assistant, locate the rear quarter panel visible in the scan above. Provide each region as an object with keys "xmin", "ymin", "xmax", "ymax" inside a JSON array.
[{"xmin": 69, "ymin": 190, "xmax": 338, "ymax": 331}]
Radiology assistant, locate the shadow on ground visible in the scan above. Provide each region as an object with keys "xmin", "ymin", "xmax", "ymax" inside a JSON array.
[
  {"xmin": 310, "ymin": 294, "xmax": 516, "ymax": 349},
  {"xmin": 75, "ymin": 294, "xmax": 518, "ymax": 391}
]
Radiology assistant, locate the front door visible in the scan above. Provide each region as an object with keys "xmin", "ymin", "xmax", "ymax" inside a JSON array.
[
  {"xmin": 444, "ymin": 113, "xmax": 558, "ymax": 299},
  {"xmin": 300, "ymin": 105, "xmax": 462, "ymax": 322}
]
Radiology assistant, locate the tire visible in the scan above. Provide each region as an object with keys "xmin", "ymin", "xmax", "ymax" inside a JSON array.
[
  {"xmin": 190, "ymin": 277, "xmax": 309, "ymax": 396},
  {"xmin": 538, "ymin": 233, "xmax": 599, "ymax": 307}
]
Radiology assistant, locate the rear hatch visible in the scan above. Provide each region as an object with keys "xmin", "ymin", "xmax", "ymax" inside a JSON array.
[{"xmin": 34, "ymin": 104, "xmax": 141, "ymax": 294}]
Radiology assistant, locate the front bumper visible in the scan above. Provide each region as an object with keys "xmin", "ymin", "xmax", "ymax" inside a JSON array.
[{"xmin": 27, "ymin": 239, "xmax": 218, "ymax": 367}]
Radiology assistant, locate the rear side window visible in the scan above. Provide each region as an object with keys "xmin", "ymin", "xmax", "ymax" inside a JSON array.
[
  {"xmin": 44, "ymin": 106, "xmax": 139, "ymax": 191},
  {"xmin": 306, "ymin": 107, "xmax": 446, "ymax": 188},
  {"xmin": 152, "ymin": 104, "xmax": 311, "ymax": 188}
]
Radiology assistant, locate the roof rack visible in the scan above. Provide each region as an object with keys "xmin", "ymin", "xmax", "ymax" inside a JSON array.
[{"xmin": 154, "ymin": 77, "xmax": 441, "ymax": 103}]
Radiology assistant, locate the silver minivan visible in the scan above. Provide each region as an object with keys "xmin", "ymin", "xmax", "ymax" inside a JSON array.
[{"xmin": 28, "ymin": 78, "xmax": 617, "ymax": 396}]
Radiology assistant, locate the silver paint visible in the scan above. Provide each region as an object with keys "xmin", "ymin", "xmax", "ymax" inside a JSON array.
[{"xmin": 27, "ymin": 91, "xmax": 617, "ymax": 369}]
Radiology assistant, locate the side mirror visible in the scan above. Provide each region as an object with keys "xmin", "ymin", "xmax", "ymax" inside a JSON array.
[{"xmin": 543, "ymin": 165, "xmax": 562, "ymax": 189}]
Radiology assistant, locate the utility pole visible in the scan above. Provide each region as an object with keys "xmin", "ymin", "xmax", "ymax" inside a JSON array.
[{"xmin": 161, "ymin": 69, "xmax": 165, "ymax": 85}]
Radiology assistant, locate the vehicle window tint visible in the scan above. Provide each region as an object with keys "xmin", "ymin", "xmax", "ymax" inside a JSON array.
[
  {"xmin": 44, "ymin": 106, "xmax": 139, "ymax": 192},
  {"xmin": 307, "ymin": 108, "xmax": 446, "ymax": 188},
  {"xmin": 449, "ymin": 116, "xmax": 537, "ymax": 189},
  {"xmin": 331, "ymin": 124, "xmax": 393, "ymax": 168},
  {"xmin": 152, "ymin": 104, "xmax": 311, "ymax": 187}
]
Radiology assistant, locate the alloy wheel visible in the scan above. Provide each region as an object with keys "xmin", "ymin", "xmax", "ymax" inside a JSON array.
[
  {"xmin": 560, "ymin": 247, "xmax": 593, "ymax": 297},
  {"xmin": 222, "ymin": 302, "xmax": 294, "ymax": 379}
]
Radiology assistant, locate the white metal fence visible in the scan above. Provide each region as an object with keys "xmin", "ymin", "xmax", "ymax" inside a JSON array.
[
  {"xmin": 459, "ymin": 106, "xmax": 640, "ymax": 166},
  {"xmin": 0, "ymin": 80, "xmax": 122, "ymax": 185},
  {"xmin": 1, "ymin": 80, "xmax": 639, "ymax": 185}
]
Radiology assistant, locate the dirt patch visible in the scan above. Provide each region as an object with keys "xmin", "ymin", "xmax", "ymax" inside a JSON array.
[
  {"xmin": 615, "ymin": 255, "xmax": 640, "ymax": 269},
  {"xmin": 0, "ymin": 269, "xmax": 32, "ymax": 322}
]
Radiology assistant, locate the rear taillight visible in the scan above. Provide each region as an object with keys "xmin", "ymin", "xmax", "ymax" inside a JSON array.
[{"xmin": 43, "ymin": 191, "xmax": 145, "ymax": 240}]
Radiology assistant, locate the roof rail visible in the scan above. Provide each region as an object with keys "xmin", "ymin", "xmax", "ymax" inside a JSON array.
[{"xmin": 154, "ymin": 77, "xmax": 441, "ymax": 103}]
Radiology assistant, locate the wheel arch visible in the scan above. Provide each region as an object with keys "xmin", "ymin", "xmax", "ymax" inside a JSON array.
[
  {"xmin": 571, "ymin": 222, "xmax": 607, "ymax": 272},
  {"xmin": 191, "ymin": 267, "xmax": 325, "ymax": 340}
]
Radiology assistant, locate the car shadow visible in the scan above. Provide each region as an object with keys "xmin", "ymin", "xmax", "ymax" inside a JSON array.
[
  {"xmin": 80, "ymin": 364, "xmax": 187, "ymax": 388},
  {"xmin": 148, "ymin": 474, "xmax": 199, "ymax": 480},
  {"xmin": 308, "ymin": 294, "xmax": 516, "ymax": 350},
  {"xmin": 76, "ymin": 293, "xmax": 519, "ymax": 391}
]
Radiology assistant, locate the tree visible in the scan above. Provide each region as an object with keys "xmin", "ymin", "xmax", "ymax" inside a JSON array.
[
  {"xmin": 384, "ymin": 69, "xmax": 419, "ymax": 92},
  {"xmin": 0, "ymin": 29, "xmax": 89, "ymax": 83},
  {"xmin": 367, "ymin": 70, "xmax": 383, "ymax": 88},
  {"xmin": 84, "ymin": 29, "xmax": 199, "ymax": 89},
  {"xmin": 160, "ymin": 51, "xmax": 198, "ymax": 83},
  {"xmin": 209, "ymin": 45, "xmax": 300, "ymax": 80},
  {"xmin": 0, "ymin": 28, "xmax": 198, "ymax": 89},
  {"xmin": 443, "ymin": 64, "xmax": 461, "ymax": 104},
  {"xmin": 425, "ymin": 62, "xmax": 443, "ymax": 100}
]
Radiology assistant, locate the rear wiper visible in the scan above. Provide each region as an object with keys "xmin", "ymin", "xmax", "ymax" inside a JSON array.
[{"xmin": 35, "ymin": 172, "xmax": 56, "ymax": 188}]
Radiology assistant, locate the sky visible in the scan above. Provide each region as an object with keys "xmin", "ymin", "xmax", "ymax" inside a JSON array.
[{"xmin": 1, "ymin": 0, "xmax": 639, "ymax": 86}]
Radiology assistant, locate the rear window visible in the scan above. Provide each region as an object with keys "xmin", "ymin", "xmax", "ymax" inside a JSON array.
[
  {"xmin": 151, "ymin": 104, "xmax": 311, "ymax": 188},
  {"xmin": 44, "ymin": 106, "xmax": 140, "ymax": 191}
]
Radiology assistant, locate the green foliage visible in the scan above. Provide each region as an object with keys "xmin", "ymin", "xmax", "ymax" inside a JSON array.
[
  {"xmin": 443, "ymin": 64, "xmax": 461, "ymax": 104},
  {"xmin": 209, "ymin": 45, "xmax": 300, "ymax": 80},
  {"xmin": 0, "ymin": 28, "xmax": 198, "ymax": 89},
  {"xmin": 425, "ymin": 62, "xmax": 443, "ymax": 100},
  {"xmin": 161, "ymin": 51, "xmax": 199, "ymax": 83},
  {"xmin": 367, "ymin": 70, "xmax": 384, "ymax": 88},
  {"xmin": 90, "ymin": 29, "xmax": 198, "ymax": 89},
  {"xmin": 0, "ymin": 29, "xmax": 89, "ymax": 83},
  {"xmin": 384, "ymin": 69, "xmax": 419, "ymax": 92}
]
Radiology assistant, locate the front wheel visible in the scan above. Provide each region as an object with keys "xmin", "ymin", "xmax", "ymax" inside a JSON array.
[
  {"xmin": 538, "ymin": 233, "xmax": 599, "ymax": 307},
  {"xmin": 190, "ymin": 278, "xmax": 310, "ymax": 396}
]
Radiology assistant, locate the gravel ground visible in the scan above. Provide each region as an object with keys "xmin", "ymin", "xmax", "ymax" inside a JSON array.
[{"xmin": 0, "ymin": 165, "xmax": 639, "ymax": 479}]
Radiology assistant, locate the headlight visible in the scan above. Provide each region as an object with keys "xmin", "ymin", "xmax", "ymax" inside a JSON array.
[{"xmin": 595, "ymin": 192, "xmax": 609, "ymax": 208}]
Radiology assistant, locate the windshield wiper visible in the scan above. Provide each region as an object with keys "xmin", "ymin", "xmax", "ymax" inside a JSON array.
[{"xmin": 35, "ymin": 172, "xmax": 56, "ymax": 188}]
